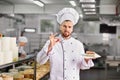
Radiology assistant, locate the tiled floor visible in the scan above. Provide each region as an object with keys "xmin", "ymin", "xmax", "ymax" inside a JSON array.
[{"xmin": 80, "ymin": 67, "xmax": 120, "ymax": 80}]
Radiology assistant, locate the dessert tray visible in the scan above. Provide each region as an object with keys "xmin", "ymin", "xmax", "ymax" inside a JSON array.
[{"xmin": 82, "ymin": 53, "xmax": 101, "ymax": 59}]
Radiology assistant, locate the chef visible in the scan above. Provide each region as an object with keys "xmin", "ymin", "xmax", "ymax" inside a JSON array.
[
  {"xmin": 37, "ymin": 8, "xmax": 94, "ymax": 80},
  {"xmin": 18, "ymin": 36, "xmax": 28, "ymax": 58},
  {"xmin": 0, "ymin": 33, "xmax": 2, "ymax": 38}
]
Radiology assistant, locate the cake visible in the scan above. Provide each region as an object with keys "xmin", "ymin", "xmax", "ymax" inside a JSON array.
[
  {"xmin": 24, "ymin": 74, "xmax": 34, "ymax": 79},
  {"xmin": 0, "ymin": 77, "xmax": 3, "ymax": 80},
  {"xmin": 9, "ymin": 69, "xmax": 18, "ymax": 73},
  {"xmin": 86, "ymin": 51, "xmax": 95, "ymax": 57},
  {"xmin": 23, "ymin": 78, "xmax": 33, "ymax": 80},
  {"xmin": 85, "ymin": 53, "xmax": 95, "ymax": 57},
  {"xmin": 13, "ymin": 73, "xmax": 24, "ymax": 80},
  {"xmin": 1, "ymin": 73, "xmax": 13, "ymax": 80}
]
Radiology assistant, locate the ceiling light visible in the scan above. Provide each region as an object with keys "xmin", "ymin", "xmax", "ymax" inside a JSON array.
[
  {"xmin": 6, "ymin": 28, "xmax": 15, "ymax": 32},
  {"xmin": 83, "ymin": 8, "xmax": 96, "ymax": 11},
  {"xmin": 80, "ymin": 0, "xmax": 95, "ymax": 3},
  {"xmin": 80, "ymin": 14, "xmax": 83, "ymax": 18},
  {"xmin": 84, "ymin": 12, "xmax": 96, "ymax": 14},
  {"xmin": 24, "ymin": 28, "xmax": 36, "ymax": 33},
  {"xmin": 69, "ymin": 1, "xmax": 76, "ymax": 7},
  {"xmin": 82, "ymin": 4, "xmax": 95, "ymax": 8},
  {"xmin": 9, "ymin": 14, "xmax": 15, "ymax": 17},
  {"xmin": 33, "ymin": 0, "xmax": 44, "ymax": 7}
]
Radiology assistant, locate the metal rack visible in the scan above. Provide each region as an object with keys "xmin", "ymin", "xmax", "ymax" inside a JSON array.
[
  {"xmin": 0, "ymin": 54, "xmax": 50, "ymax": 80},
  {"xmin": 0, "ymin": 54, "xmax": 37, "ymax": 80}
]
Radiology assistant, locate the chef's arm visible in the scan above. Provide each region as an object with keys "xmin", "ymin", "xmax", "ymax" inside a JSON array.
[
  {"xmin": 47, "ymin": 33, "xmax": 60, "ymax": 55},
  {"xmin": 84, "ymin": 58, "xmax": 89, "ymax": 63},
  {"xmin": 79, "ymin": 57, "xmax": 94, "ymax": 70},
  {"xmin": 37, "ymin": 40, "xmax": 54, "ymax": 65},
  {"xmin": 19, "ymin": 47, "xmax": 27, "ymax": 58},
  {"xmin": 47, "ymin": 42, "xmax": 53, "ymax": 55},
  {"xmin": 37, "ymin": 48, "xmax": 49, "ymax": 65}
]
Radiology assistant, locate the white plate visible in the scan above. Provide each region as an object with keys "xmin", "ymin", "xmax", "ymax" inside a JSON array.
[{"xmin": 82, "ymin": 53, "xmax": 101, "ymax": 59}]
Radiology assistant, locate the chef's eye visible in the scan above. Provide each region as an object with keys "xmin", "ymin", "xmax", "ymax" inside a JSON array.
[
  {"xmin": 69, "ymin": 26, "xmax": 72, "ymax": 28},
  {"xmin": 63, "ymin": 25, "xmax": 67, "ymax": 28}
]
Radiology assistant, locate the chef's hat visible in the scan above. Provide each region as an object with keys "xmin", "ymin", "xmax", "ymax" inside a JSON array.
[
  {"xmin": 18, "ymin": 36, "xmax": 28, "ymax": 43},
  {"xmin": 57, "ymin": 8, "xmax": 79, "ymax": 25}
]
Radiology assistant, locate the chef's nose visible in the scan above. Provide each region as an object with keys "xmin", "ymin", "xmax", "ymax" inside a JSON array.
[{"xmin": 65, "ymin": 26, "xmax": 69, "ymax": 31}]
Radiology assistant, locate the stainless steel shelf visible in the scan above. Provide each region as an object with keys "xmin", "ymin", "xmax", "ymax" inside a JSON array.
[
  {"xmin": 0, "ymin": 54, "xmax": 49, "ymax": 80},
  {"xmin": 0, "ymin": 54, "xmax": 37, "ymax": 80},
  {"xmin": 0, "ymin": 54, "xmax": 35, "ymax": 69}
]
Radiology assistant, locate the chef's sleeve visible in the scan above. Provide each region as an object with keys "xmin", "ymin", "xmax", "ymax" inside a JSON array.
[
  {"xmin": 77, "ymin": 42, "xmax": 94, "ymax": 69},
  {"xmin": 20, "ymin": 48, "xmax": 26, "ymax": 55},
  {"xmin": 79, "ymin": 57, "xmax": 94, "ymax": 70},
  {"xmin": 36, "ymin": 40, "xmax": 54, "ymax": 65},
  {"xmin": 80, "ymin": 43, "xmax": 86, "ymax": 55}
]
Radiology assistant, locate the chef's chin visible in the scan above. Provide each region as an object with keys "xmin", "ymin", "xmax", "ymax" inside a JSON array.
[{"xmin": 62, "ymin": 33, "xmax": 71, "ymax": 38}]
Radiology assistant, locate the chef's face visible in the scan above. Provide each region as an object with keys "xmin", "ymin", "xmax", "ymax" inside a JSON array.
[{"xmin": 60, "ymin": 20, "xmax": 73, "ymax": 38}]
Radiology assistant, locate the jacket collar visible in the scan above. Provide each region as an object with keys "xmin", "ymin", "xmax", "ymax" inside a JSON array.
[{"xmin": 58, "ymin": 34, "xmax": 72, "ymax": 41}]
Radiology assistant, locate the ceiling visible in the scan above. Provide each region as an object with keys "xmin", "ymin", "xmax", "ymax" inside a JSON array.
[
  {"xmin": 0, "ymin": 0, "xmax": 120, "ymax": 23},
  {"xmin": 0, "ymin": 0, "xmax": 71, "ymax": 4},
  {"xmin": 0, "ymin": 0, "xmax": 33, "ymax": 4}
]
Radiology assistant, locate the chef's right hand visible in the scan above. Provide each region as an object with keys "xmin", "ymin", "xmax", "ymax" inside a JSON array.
[
  {"xmin": 47, "ymin": 33, "xmax": 60, "ymax": 55},
  {"xmin": 49, "ymin": 33, "xmax": 60, "ymax": 47},
  {"xmin": 20, "ymin": 53, "xmax": 26, "ymax": 58}
]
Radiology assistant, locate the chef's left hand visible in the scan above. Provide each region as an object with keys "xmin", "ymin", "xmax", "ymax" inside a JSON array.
[
  {"xmin": 84, "ymin": 58, "xmax": 90, "ymax": 63},
  {"xmin": 84, "ymin": 51, "xmax": 96, "ymax": 63},
  {"xmin": 84, "ymin": 58, "xmax": 96, "ymax": 63}
]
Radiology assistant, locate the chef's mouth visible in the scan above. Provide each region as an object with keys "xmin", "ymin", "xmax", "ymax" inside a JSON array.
[
  {"xmin": 63, "ymin": 32, "xmax": 71, "ymax": 37},
  {"xmin": 64, "ymin": 31, "xmax": 69, "ymax": 34},
  {"xmin": 64, "ymin": 32, "xmax": 69, "ymax": 35}
]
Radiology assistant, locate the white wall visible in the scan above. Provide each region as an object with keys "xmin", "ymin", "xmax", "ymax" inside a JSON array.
[
  {"xmin": 100, "ymin": 5, "xmax": 116, "ymax": 14},
  {"xmin": 75, "ymin": 21, "xmax": 117, "ymax": 56},
  {"xmin": 0, "ymin": 17, "xmax": 15, "ymax": 36},
  {"xmin": 23, "ymin": 14, "xmax": 57, "ymax": 53}
]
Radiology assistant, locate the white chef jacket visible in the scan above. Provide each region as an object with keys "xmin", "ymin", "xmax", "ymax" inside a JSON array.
[
  {"xmin": 19, "ymin": 46, "xmax": 26, "ymax": 55},
  {"xmin": 37, "ymin": 35, "xmax": 94, "ymax": 80}
]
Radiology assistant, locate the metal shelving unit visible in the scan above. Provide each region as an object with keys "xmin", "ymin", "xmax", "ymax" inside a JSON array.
[
  {"xmin": 0, "ymin": 54, "xmax": 37, "ymax": 80},
  {"xmin": 0, "ymin": 55, "xmax": 35, "ymax": 69},
  {"xmin": 0, "ymin": 54, "xmax": 50, "ymax": 80}
]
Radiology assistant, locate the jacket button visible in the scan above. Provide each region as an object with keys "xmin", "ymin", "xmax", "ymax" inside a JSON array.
[
  {"xmin": 64, "ymin": 68, "xmax": 66, "ymax": 70},
  {"xmin": 73, "ymin": 77, "xmax": 75, "ymax": 79},
  {"xmin": 72, "ymin": 59, "xmax": 75, "ymax": 61},
  {"xmin": 64, "ymin": 77, "xmax": 66, "ymax": 79},
  {"xmin": 65, "ymin": 59, "xmax": 67, "ymax": 61}
]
